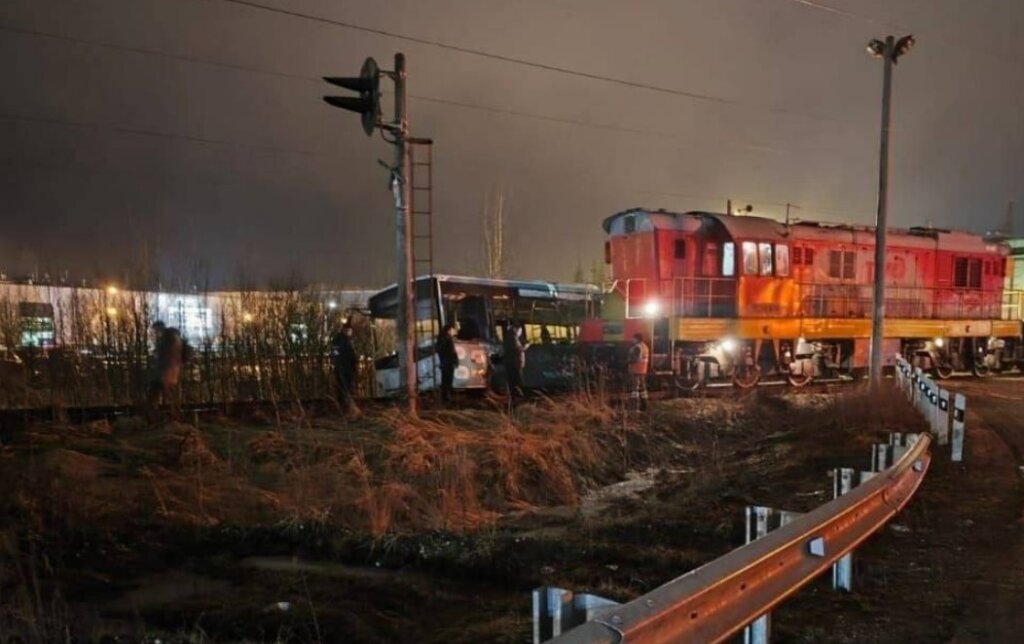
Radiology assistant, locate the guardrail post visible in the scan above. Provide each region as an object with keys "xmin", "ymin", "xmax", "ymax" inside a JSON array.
[
  {"xmin": 936, "ymin": 387, "xmax": 950, "ymax": 445},
  {"xmin": 873, "ymin": 433, "xmax": 917, "ymax": 471},
  {"xmin": 951, "ymin": 393, "xmax": 966, "ymax": 462},
  {"xmin": 831, "ymin": 468, "xmax": 877, "ymax": 591},
  {"xmin": 872, "ymin": 443, "xmax": 891, "ymax": 471},
  {"xmin": 743, "ymin": 506, "xmax": 803, "ymax": 644},
  {"xmin": 912, "ymin": 367, "xmax": 923, "ymax": 409},
  {"xmin": 534, "ymin": 587, "xmax": 573, "ymax": 643},
  {"xmin": 918, "ymin": 373, "xmax": 931, "ymax": 416},
  {"xmin": 533, "ymin": 587, "xmax": 620, "ymax": 642}
]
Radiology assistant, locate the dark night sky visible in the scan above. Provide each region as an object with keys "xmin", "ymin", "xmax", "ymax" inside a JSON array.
[{"xmin": 2, "ymin": 0, "xmax": 1023, "ymax": 288}]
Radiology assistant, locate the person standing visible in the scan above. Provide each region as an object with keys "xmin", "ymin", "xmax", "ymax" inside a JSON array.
[
  {"xmin": 331, "ymin": 323, "xmax": 358, "ymax": 411},
  {"xmin": 147, "ymin": 321, "xmax": 187, "ymax": 422},
  {"xmin": 627, "ymin": 332, "xmax": 650, "ymax": 411},
  {"xmin": 435, "ymin": 323, "xmax": 458, "ymax": 404},
  {"xmin": 502, "ymin": 320, "xmax": 522, "ymax": 400},
  {"xmin": 503, "ymin": 320, "xmax": 530, "ymax": 400}
]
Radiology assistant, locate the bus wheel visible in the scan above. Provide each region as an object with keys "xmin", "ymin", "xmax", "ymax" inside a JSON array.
[
  {"xmin": 732, "ymin": 365, "xmax": 761, "ymax": 389},
  {"xmin": 787, "ymin": 372, "xmax": 813, "ymax": 388}
]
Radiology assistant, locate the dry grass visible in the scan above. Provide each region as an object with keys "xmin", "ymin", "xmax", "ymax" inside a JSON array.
[{"xmin": 0, "ymin": 395, "xmax": 626, "ymax": 541}]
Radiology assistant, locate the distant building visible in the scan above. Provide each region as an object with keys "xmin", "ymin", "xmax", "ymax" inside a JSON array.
[{"xmin": 0, "ymin": 281, "xmax": 376, "ymax": 349}]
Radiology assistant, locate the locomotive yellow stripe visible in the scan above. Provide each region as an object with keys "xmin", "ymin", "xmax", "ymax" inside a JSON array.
[{"xmin": 671, "ymin": 317, "xmax": 1023, "ymax": 341}]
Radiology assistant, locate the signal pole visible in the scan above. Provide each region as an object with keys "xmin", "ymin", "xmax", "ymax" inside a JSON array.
[
  {"xmin": 323, "ymin": 53, "xmax": 419, "ymax": 416},
  {"xmin": 391, "ymin": 53, "xmax": 418, "ymax": 415},
  {"xmin": 867, "ymin": 35, "xmax": 914, "ymax": 393}
]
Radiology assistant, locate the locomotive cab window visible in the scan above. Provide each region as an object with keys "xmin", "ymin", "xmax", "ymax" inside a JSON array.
[
  {"xmin": 742, "ymin": 241, "xmax": 758, "ymax": 275},
  {"xmin": 722, "ymin": 242, "xmax": 735, "ymax": 277},
  {"xmin": 758, "ymin": 242, "xmax": 773, "ymax": 275},
  {"xmin": 674, "ymin": 239, "xmax": 686, "ymax": 259},
  {"xmin": 775, "ymin": 244, "xmax": 790, "ymax": 277},
  {"xmin": 624, "ymin": 214, "xmax": 636, "ymax": 233}
]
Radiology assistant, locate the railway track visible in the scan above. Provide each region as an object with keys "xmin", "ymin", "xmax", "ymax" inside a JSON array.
[{"xmin": 0, "ymin": 370, "xmax": 1016, "ymax": 431}]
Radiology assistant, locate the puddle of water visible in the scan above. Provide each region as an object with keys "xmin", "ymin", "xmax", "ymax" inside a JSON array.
[
  {"xmin": 579, "ymin": 467, "xmax": 693, "ymax": 518},
  {"xmin": 109, "ymin": 570, "xmax": 230, "ymax": 611},
  {"xmin": 240, "ymin": 555, "xmax": 398, "ymax": 581}
]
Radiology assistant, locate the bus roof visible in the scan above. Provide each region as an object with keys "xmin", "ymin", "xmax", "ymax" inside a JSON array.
[{"xmin": 368, "ymin": 274, "xmax": 599, "ymax": 319}]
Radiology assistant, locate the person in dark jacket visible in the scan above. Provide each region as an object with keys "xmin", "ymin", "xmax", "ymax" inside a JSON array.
[
  {"xmin": 503, "ymin": 320, "xmax": 528, "ymax": 400},
  {"xmin": 330, "ymin": 323, "xmax": 358, "ymax": 411},
  {"xmin": 436, "ymin": 323, "xmax": 458, "ymax": 404}
]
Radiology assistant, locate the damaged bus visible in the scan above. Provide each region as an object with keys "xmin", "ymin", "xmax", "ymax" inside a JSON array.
[{"xmin": 368, "ymin": 275, "xmax": 599, "ymax": 396}]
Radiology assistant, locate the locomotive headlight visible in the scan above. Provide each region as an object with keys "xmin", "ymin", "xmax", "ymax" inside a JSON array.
[
  {"xmin": 720, "ymin": 337, "xmax": 737, "ymax": 353},
  {"xmin": 933, "ymin": 337, "xmax": 944, "ymax": 348},
  {"xmin": 643, "ymin": 299, "xmax": 662, "ymax": 317}
]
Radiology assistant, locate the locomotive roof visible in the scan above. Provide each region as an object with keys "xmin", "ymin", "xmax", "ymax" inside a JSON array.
[{"xmin": 603, "ymin": 208, "xmax": 1007, "ymax": 255}]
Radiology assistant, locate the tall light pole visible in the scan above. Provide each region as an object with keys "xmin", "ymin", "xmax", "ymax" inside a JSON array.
[{"xmin": 867, "ymin": 35, "xmax": 915, "ymax": 392}]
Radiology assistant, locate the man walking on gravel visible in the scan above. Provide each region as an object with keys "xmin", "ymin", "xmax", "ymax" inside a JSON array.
[{"xmin": 627, "ymin": 332, "xmax": 650, "ymax": 411}]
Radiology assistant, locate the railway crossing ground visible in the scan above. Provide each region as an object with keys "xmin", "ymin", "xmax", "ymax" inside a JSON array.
[{"xmin": 0, "ymin": 381, "xmax": 1021, "ymax": 641}]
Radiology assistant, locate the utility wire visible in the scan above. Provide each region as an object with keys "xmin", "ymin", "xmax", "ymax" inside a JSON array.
[
  {"xmin": 781, "ymin": 0, "xmax": 1024, "ymax": 69},
  {"xmin": 215, "ymin": 0, "xmax": 856, "ymax": 125},
  {"xmin": 2, "ymin": 22, "xmax": 870, "ymax": 160},
  {"xmin": 0, "ymin": 22, "xmax": 313, "ymax": 82},
  {"xmin": 1, "ymin": 112, "xmax": 316, "ymax": 156}
]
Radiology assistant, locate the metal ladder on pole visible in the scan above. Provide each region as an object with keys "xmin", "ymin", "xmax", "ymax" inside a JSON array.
[
  {"xmin": 408, "ymin": 138, "xmax": 434, "ymax": 283},
  {"xmin": 408, "ymin": 137, "xmax": 437, "ymax": 392}
]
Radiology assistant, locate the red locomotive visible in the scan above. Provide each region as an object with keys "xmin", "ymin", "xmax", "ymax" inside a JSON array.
[{"xmin": 580, "ymin": 208, "xmax": 1024, "ymax": 387}]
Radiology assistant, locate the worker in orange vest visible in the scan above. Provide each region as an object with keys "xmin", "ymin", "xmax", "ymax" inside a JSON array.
[{"xmin": 627, "ymin": 332, "xmax": 650, "ymax": 411}]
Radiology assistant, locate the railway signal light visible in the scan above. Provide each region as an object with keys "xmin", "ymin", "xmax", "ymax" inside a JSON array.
[{"xmin": 323, "ymin": 57, "xmax": 381, "ymax": 136}]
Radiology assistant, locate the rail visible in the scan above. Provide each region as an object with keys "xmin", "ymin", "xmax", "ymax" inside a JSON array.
[{"xmin": 550, "ymin": 432, "xmax": 931, "ymax": 643}]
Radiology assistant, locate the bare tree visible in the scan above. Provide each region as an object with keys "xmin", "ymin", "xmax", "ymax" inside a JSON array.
[{"xmin": 482, "ymin": 186, "xmax": 507, "ymax": 278}]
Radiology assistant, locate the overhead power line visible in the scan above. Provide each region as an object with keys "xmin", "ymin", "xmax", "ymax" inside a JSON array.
[
  {"xmin": 0, "ymin": 22, "xmax": 311, "ymax": 82},
  {"xmin": 1, "ymin": 112, "xmax": 315, "ymax": 156},
  {"xmin": 2, "ymin": 22, "xmax": 871, "ymax": 161},
  {"xmin": 216, "ymin": 0, "xmax": 855, "ymax": 126},
  {"xmin": 780, "ymin": 0, "xmax": 1024, "ymax": 69}
]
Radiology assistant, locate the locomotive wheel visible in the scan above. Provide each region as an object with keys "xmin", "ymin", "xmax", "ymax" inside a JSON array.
[
  {"xmin": 787, "ymin": 372, "xmax": 813, "ymax": 388},
  {"xmin": 732, "ymin": 365, "xmax": 761, "ymax": 389},
  {"xmin": 972, "ymin": 361, "xmax": 991, "ymax": 378},
  {"xmin": 675, "ymin": 374, "xmax": 705, "ymax": 391},
  {"xmin": 934, "ymin": 363, "xmax": 955, "ymax": 379},
  {"xmin": 675, "ymin": 361, "xmax": 706, "ymax": 391}
]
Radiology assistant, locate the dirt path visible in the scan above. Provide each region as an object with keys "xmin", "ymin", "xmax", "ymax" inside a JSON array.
[
  {"xmin": 772, "ymin": 377, "xmax": 1023, "ymax": 643},
  {"xmin": 941, "ymin": 377, "xmax": 1024, "ymax": 642}
]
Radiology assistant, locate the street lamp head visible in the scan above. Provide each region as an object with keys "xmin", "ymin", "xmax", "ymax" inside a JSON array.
[
  {"xmin": 894, "ymin": 34, "xmax": 915, "ymax": 60},
  {"xmin": 867, "ymin": 39, "xmax": 886, "ymax": 58}
]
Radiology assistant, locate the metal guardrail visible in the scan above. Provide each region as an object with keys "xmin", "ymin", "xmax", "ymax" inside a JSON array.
[
  {"xmin": 894, "ymin": 356, "xmax": 966, "ymax": 461},
  {"xmin": 549, "ymin": 432, "xmax": 931, "ymax": 644}
]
